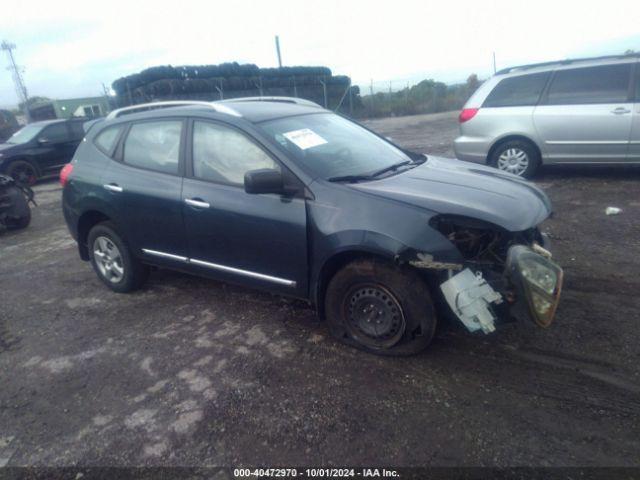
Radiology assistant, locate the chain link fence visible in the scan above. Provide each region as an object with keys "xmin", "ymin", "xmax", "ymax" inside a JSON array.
[{"xmin": 110, "ymin": 69, "xmax": 480, "ymax": 120}]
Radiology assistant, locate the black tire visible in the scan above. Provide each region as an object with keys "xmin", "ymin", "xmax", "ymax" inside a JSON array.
[
  {"xmin": 324, "ymin": 258, "xmax": 437, "ymax": 356},
  {"xmin": 87, "ymin": 221, "xmax": 149, "ymax": 293},
  {"xmin": 5, "ymin": 209, "xmax": 31, "ymax": 230},
  {"xmin": 489, "ymin": 139, "xmax": 540, "ymax": 179},
  {"xmin": 6, "ymin": 160, "xmax": 39, "ymax": 186}
]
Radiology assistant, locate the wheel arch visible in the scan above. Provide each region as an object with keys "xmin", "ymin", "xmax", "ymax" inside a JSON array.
[
  {"xmin": 77, "ymin": 210, "xmax": 112, "ymax": 260},
  {"xmin": 3, "ymin": 156, "xmax": 42, "ymax": 178},
  {"xmin": 313, "ymin": 248, "xmax": 395, "ymax": 319}
]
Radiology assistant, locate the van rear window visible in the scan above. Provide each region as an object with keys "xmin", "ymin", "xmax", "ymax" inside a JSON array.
[
  {"xmin": 483, "ymin": 72, "xmax": 550, "ymax": 108},
  {"xmin": 546, "ymin": 64, "xmax": 632, "ymax": 105}
]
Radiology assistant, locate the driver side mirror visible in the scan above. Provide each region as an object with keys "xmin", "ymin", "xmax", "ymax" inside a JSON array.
[
  {"xmin": 37, "ymin": 137, "xmax": 51, "ymax": 145},
  {"xmin": 244, "ymin": 169, "xmax": 285, "ymax": 195}
]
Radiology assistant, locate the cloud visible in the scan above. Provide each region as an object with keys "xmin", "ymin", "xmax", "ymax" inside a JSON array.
[{"xmin": 1, "ymin": 0, "xmax": 640, "ymax": 107}]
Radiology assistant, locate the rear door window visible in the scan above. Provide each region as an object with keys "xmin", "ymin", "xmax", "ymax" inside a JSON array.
[
  {"xmin": 546, "ymin": 64, "xmax": 632, "ymax": 105},
  {"xmin": 41, "ymin": 123, "xmax": 70, "ymax": 143},
  {"xmin": 483, "ymin": 72, "xmax": 550, "ymax": 107},
  {"xmin": 123, "ymin": 120, "xmax": 182, "ymax": 175}
]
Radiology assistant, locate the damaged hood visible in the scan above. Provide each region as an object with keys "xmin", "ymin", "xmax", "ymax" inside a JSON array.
[{"xmin": 350, "ymin": 156, "xmax": 552, "ymax": 231}]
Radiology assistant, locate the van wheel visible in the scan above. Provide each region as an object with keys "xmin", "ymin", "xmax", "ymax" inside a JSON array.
[
  {"xmin": 324, "ymin": 259, "xmax": 437, "ymax": 356},
  {"xmin": 6, "ymin": 160, "xmax": 39, "ymax": 186},
  {"xmin": 489, "ymin": 140, "xmax": 540, "ymax": 178},
  {"xmin": 88, "ymin": 221, "xmax": 149, "ymax": 293}
]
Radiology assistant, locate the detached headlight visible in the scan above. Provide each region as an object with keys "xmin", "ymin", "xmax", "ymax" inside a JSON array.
[{"xmin": 507, "ymin": 245, "xmax": 563, "ymax": 327}]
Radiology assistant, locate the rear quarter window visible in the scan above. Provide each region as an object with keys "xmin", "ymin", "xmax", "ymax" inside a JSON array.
[
  {"xmin": 68, "ymin": 122, "xmax": 86, "ymax": 141},
  {"xmin": 483, "ymin": 72, "xmax": 550, "ymax": 108},
  {"xmin": 94, "ymin": 126, "xmax": 123, "ymax": 155}
]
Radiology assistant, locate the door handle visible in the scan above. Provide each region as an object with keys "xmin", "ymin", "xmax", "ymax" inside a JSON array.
[
  {"xmin": 185, "ymin": 198, "xmax": 210, "ymax": 209},
  {"xmin": 103, "ymin": 183, "xmax": 123, "ymax": 193},
  {"xmin": 611, "ymin": 107, "xmax": 631, "ymax": 115}
]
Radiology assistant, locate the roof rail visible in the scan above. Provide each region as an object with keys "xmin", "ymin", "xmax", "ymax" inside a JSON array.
[
  {"xmin": 218, "ymin": 96, "xmax": 323, "ymax": 108},
  {"xmin": 496, "ymin": 52, "xmax": 640, "ymax": 75},
  {"xmin": 105, "ymin": 101, "xmax": 241, "ymax": 120}
]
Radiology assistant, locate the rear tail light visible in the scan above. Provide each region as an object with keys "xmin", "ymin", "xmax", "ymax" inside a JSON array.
[
  {"xmin": 459, "ymin": 108, "xmax": 479, "ymax": 123},
  {"xmin": 60, "ymin": 163, "xmax": 73, "ymax": 187}
]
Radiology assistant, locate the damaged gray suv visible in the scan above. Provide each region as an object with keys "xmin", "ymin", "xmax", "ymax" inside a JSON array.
[{"xmin": 62, "ymin": 98, "xmax": 563, "ymax": 356}]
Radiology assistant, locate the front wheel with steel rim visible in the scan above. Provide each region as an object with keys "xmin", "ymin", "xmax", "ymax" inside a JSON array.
[
  {"xmin": 87, "ymin": 221, "xmax": 149, "ymax": 293},
  {"xmin": 325, "ymin": 259, "xmax": 437, "ymax": 356},
  {"xmin": 489, "ymin": 139, "xmax": 540, "ymax": 179}
]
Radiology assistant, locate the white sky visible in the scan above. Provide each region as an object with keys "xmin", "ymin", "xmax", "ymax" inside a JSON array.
[{"xmin": 1, "ymin": 0, "xmax": 639, "ymax": 107}]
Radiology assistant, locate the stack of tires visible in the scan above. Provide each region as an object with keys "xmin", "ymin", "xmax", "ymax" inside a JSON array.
[{"xmin": 112, "ymin": 63, "xmax": 361, "ymax": 113}]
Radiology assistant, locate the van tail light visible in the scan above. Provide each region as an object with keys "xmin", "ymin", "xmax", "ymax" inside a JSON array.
[
  {"xmin": 459, "ymin": 108, "xmax": 479, "ymax": 123},
  {"xmin": 60, "ymin": 163, "xmax": 74, "ymax": 187}
]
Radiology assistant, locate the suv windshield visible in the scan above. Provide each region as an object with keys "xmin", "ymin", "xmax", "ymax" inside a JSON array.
[
  {"xmin": 6, "ymin": 124, "xmax": 44, "ymax": 144},
  {"xmin": 259, "ymin": 113, "xmax": 414, "ymax": 180}
]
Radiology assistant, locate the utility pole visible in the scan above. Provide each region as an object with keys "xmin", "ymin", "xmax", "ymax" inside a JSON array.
[
  {"xmin": 275, "ymin": 35, "xmax": 283, "ymax": 68},
  {"xmin": 1, "ymin": 40, "xmax": 30, "ymax": 122},
  {"xmin": 493, "ymin": 51, "xmax": 497, "ymax": 74}
]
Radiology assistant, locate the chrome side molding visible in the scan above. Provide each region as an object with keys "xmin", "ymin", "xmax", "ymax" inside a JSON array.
[
  {"xmin": 142, "ymin": 249, "xmax": 188, "ymax": 262},
  {"xmin": 141, "ymin": 249, "xmax": 296, "ymax": 287}
]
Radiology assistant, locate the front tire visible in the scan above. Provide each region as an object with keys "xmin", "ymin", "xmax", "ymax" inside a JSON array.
[
  {"xmin": 324, "ymin": 259, "xmax": 437, "ymax": 356},
  {"xmin": 88, "ymin": 221, "xmax": 148, "ymax": 293},
  {"xmin": 489, "ymin": 139, "xmax": 540, "ymax": 178},
  {"xmin": 6, "ymin": 160, "xmax": 39, "ymax": 186}
]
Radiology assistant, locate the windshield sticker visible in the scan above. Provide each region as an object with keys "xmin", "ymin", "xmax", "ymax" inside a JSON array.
[{"xmin": 283, "ymin": 128, "xmax": 328, "ymax": 150}]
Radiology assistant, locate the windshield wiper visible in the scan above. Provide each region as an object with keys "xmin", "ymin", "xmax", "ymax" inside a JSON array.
[
  {"xmin": 327, "ymin": 174, "xmax": 374, "ymax": 183},
  {"xmin": 368, "ymin": 160, "xmax": 413, "ymax": 178},
  {"xmin": 328, "ymin": 158, "xmax": 424, "ymax": 184}
]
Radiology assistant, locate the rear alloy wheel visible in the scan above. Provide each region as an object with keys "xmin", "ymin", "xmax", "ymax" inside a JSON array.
[
  {"xmin": 93, "ymin": 236, "xmax": 125, "ymax": 284},
  {"xmin": 489, "ymin": 140, "xmax": 540, "ymax": 178},
  {"xmin": 7, "ymin": 160, "xmax": 38, "ymax": 186},
  {"xmin": 325, "ymin": 259, "xmax": 437, "ymax": 356},
  {"xmin": 88, "ymin": 221, "xmax": 149, "ymax": 293}
]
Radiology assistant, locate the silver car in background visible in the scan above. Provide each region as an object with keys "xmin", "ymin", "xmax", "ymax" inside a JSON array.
[{"xmin": 454, "ymin": 54, "xmax": 640, "ymax": 178}]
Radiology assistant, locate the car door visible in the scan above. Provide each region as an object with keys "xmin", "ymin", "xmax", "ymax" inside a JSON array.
[
  {"xmin": 182, "ymin": 119, "xmax": 308, "ymax": 297},
  {"xmin": 34, "ymin": 122, "xmax": 77, "ymax": 174},
  {"xmin": 533, "ymin": 62, "xmax": 634, "ymax": 163},
  {"xmin": 629, "ymin": 62, "xmax": 640, "ymax": 162},
  {"xmin": 102, "ymin": 118, "xmax": 188, "ymax": 264}
]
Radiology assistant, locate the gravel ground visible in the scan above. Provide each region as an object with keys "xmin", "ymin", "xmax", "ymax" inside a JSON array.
[{"xmin": 1, "ymin": 111, "xmax": 639, "ymax": 468}]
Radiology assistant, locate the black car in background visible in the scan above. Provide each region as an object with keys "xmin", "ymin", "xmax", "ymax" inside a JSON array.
[
  {"xmin": 0, "ymin": 118, "xmax": 90, "ymax": 185},
  {"xmin": 61, "ymin": 98, "xmax": 563, "ymax": 356}
]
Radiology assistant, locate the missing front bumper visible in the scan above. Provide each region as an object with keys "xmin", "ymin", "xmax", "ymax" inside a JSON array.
[{"xmin": 440, "ymin": 245, "xmax": 563, "ymax": 333}]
